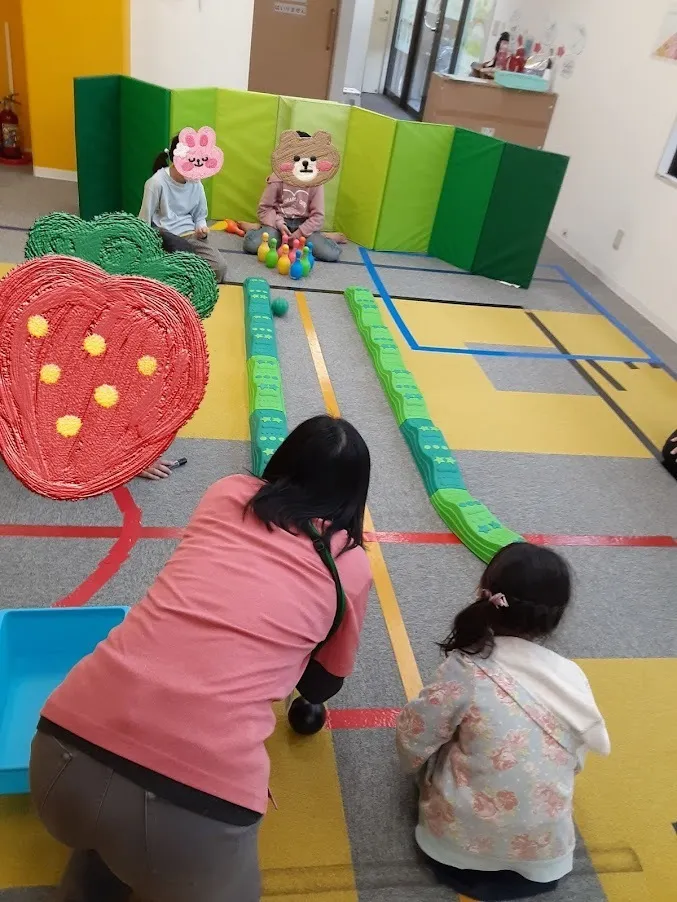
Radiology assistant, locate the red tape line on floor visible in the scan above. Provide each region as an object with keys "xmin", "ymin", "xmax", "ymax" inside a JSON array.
[{"xmin": 327, "ymin": 708, "xmax": 400, "ymax": 729}]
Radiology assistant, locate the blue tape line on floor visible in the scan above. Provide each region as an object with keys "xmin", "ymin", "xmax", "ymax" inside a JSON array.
[
  {"xmin": 416, "ymin": 345, "xmax": 654, "ymax": 363},
  {"xmin": 359, "ymin": 246, "xmax": 418, "ymax": 350}
]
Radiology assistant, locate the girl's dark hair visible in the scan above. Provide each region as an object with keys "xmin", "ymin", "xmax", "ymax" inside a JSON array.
[
  {"xmin": 440, "ymin": 542, "xmax": 571, "ymax": 658},
  {"xmin": 246, "ymin": 415, "xmax": 370, "ymax": 554},
  {"xmin": 152, "ymin": 135, "xmax": 180, "ymax": 174},
  {"xmin": 492, "ymin": 31, "xmax": 511, "ymax": 65}
]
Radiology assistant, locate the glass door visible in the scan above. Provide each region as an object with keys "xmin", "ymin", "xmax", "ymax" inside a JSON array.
[
  {"xmin": 406, "ymin": 0, "xmax": 444, "ymax": 115},
  {"xmin": 384, "ymin": 0, "xmax": 419, "ymax": 102}
]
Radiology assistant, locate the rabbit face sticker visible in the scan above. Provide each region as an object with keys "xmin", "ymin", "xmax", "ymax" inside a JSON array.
[
  {"xmin": 173, "ymin": 126, "xmax": 224, "ymax": 180},
  {"xmin": 271, "ymin": 130, "xmax": 341, "ymax": 189}
]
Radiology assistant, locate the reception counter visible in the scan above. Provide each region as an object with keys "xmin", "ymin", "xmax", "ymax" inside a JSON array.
[{"xmin": 423, "ymin": 73, "xmax": 558, "ymax": 149}]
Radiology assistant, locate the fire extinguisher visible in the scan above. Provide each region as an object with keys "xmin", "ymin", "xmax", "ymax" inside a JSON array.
[{"xmin": 0, "ymin": 94, "xmax": 22, "ymax": 160}]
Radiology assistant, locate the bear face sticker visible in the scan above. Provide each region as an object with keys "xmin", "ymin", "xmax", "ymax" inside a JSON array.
[{"xmin": 272, "ymin": 130, "xmax": 341, "ymax": 189}]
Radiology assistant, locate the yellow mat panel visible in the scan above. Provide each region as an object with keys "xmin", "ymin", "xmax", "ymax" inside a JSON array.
[
  {"xmin": 379, "ymin": 301, "xmax": 650, "ymax": 457},
  {"xmin": 536, "ymin": 311, "xmax": 648, "ymax": 359},
  {"xmin": 395, "ymin": 300, "xmax": 553, "ymax": 349},
  {"xmin": 178, "ymin": 285, "xmax": 249, "ymax": 441},
  {"xmin": 576, "ymin": 659, "xmax": 677, "ymax": 902},
  {"xmin": 580, "ymin": 361, "xmax": 677, "ymax": 450},
  {"xmin": 0, "ymin": 263, "xmax": 13, "ymax": 278}
]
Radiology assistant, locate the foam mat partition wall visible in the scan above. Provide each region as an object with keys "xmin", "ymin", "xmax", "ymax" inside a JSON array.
[
  {"xmin": 120, "ymin": 77, "xmax": 171, "ymax": 216},
  {"xmin": 74, "ymin": 76, "xmax": 123, "ymax": 220}
]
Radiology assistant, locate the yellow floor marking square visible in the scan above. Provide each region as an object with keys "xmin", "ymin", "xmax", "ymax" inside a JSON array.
[
  {"xmin": 178, "ymin": 285, "xmax": 249, "ymax": 441},
  {"xmin": 0, "ymin": 263, "xmax": 13, "ymax": 278},
  {"xmin": 536, "ymin": 311, "xmax": 647, "ymax": 359},
  {"xmin": 378, "ymin": 300, "xmax": 651, "ymax": 457},
  {"xmin": 0, "ymin": 794, "xmax": 69, "ymax": 886},
  {"xmin": 395, "ymin": 300, "xmax": 553, "ymax": 350},
  {"xmin": 580, "ymin": 361, "xmax": 677, "ymax": 449},
  {"xmin": 576, "ymin": 659, "xmax": 677, "ymax": 902}
]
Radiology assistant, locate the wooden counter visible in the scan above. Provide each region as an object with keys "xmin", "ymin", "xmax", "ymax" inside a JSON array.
[{"xmin": 423, "ymin": 73, "xmax": 557, "ymax": 149}]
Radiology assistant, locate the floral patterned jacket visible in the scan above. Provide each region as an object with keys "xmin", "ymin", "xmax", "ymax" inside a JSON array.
[{"xmin": 397, "ymin": 651, "xmax": 586, "ymax": 881}]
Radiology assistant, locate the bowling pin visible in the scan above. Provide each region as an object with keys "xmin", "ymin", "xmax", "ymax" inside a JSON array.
[
  {"xmin": 290, "ymin": 255, "xmax": 304, "ymax": 281},
  {"xmin": 300, "ymin": 246, "xmax": 311, "ymax": 278},
  {"xmin": 277, "ymin": 244, "xmax": 291, "ymax": 276},
  {"xmin": 257, "ymin": 232, "xmax": 270, "ymax": 264},
  {"xmin": 265, "ymin": 237, "xmax": 279, "ymax": 268}
]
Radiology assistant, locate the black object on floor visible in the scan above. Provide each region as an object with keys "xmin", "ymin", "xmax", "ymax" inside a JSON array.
[
  {"xmin": 661, "ymin": 429, "xmax": 677, "ymax": 478},
  {"xmin": 288, "ymin": 697, "xmax": 327, "ymax": 735},
  {"xmin": 423, "ymin": 854, "xmax": 559, "ymax": 901}
]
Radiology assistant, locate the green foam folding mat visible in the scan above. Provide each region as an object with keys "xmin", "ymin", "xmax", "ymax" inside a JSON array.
[
  {"xmin": 74, "ymin": 76, "xmax": 123, "ymax": 219},
  {"xmin": 25, "ymin": 212, "xmax": 217, "ymax": 319},
  {"xmin": 120, "ymin": 77, "xmax": 171, "ymax": 217},
  {"xmin": 170, "ymin": 88, "xmax": 218, "ymax": 215},
  {"xmin": 375, "ymin": 121, "xmax": 454, "ymax": 253},
  {"xmin": 474, "ymin": 143, "xmax": 569, "ymax": 288},
  {"xmin": 211, "ymin": 90, "xmax": 281, "ymax": 223},
  {"xmin": 243, "ymin": 277, "xmax": 289, "ymax": 476},
  {"xmin": 429, "ymin": 128, "xmax": 504, "ymax": 272},
  {"xmin": 345, "ymin": 286, "xmax": 523, "ymax": 563},
  {"xmin": 335, "ymin": 108, "xmax": 397, "ymax": 248}
]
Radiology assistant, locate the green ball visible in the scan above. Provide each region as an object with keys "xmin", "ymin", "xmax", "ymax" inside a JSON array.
[{"xmin": 271, "ymin": 297, "xmax": 289, "ymax": 317}]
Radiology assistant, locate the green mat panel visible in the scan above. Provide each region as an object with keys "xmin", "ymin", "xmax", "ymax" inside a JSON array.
[
  {"xmin": 474, "ymin": 143, "xmax": 569, "ymax": 289},
  {"xmin": 120, "ymin": 77, "xmax": 171, "ymax": 216},
  {"xmin": 335, "ymin": 108, "xmax": 396, "ymax": 249},
  {"xmin": 375, "ymin": 121, "xmax": 454, "ymax": 253},
  {"xmin": 429, "ymin": 129, "xmax": 504, "ymax": 271},
  {"xmin": 345, "ymin": 286, "xmax": 522, "ymax": 563},
  {"xmin": 276, "ymin": 97, "xmax": 351, "ymax": 231},
  {"xmin": 24, "ymin": 212, "xmax": 218, "ymax": 320},
  {"xmin": 74, "ymin": 76, "xmax": 123, "ymax": 220},
  {"xmin": 169, "ymin": 88, "xmax": 218, "ymax": 216},
  {"xmin": 210, "ymin": 90, "xmax": 280, "ymax": 223},
  {"xmin": 243, "ymin": 277, "xmax": 289, "ymax": 476}
]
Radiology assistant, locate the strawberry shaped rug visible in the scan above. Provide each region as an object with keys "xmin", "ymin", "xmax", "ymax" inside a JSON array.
[
  {"xmin": 0, "ymin": 256, "xmax": 209, "ymax": 500},
  {"xmin": 25, "ymin": 212, "xmax": 218, "ymax": 319}
]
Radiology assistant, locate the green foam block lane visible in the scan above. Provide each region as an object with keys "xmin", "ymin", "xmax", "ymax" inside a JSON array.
[
  {"xmin": 344, "ymin": 286, "xmax": 523, "ymax": 563},
  {"xmin": 375, "ymin": 120, "xmax": 454, "ymax": 253},
  {"xmin": 120, "ymin": 77, "xmax": 171, "ymax": 217},
  {"xmin": 74, "ymin": 76, "xmax": 123, "ymax": 219},
  {"xmin": 211, "ymin": 89, "xmax": 281, "ymax": 223},
  {"xmin": 170, "ymin": 88, "xmax": 218, "ymax": 216},
  {"xmin": 243, "ymin": 277, "xmax": 289, "ymax": 476},
  {"xmin": 335, "ymin": 107, "xmax": 397, "ymax": 248}
]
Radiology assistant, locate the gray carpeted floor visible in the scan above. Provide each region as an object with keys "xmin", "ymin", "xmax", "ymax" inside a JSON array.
[{"xmin": 1, "ymin": 168, "xmax": 676, "ymax": 902}]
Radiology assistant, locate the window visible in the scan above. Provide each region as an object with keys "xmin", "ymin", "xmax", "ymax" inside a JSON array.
[{"xmin": 657, "ymin": 118, "xmax": 677, "ymax": 184}]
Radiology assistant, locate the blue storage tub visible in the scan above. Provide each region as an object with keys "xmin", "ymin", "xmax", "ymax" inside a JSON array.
[
  {"xmin": 0, "ymin": 606, "xmax": 127, "ymax": 794},
  {"xmin": 494, "ymin": 70, "xmax": 550, "ymax": 93}
]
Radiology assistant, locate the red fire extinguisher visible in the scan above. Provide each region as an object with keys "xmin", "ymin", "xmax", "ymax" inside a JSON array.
[{"xmin": 0, "ymin": 94, "xmax": 22, "ymax": 160}]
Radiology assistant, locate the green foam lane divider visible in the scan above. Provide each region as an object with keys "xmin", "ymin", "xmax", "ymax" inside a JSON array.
[
  {"xmin": 335, "ymin": 107, "xmax": 397, "ymax": 248},
  {"xmin": 375, "ymin": 120, "xmax": 454, "ymax": 253},
  {"xmin": 345, "ymin": 286, "xmax": 522, "ymax": 563},
  {"xmin": 74, "ymin": 76, "xmax": 123, "ymax": 220},
  {"xmin": 120, "ymin": 77, "xmax": 171, "ymax": 217},
  {"xmin": 170, "ymin": 88, "xmax": 218, "ymax": 216},
  {"xmin": 243, "ymin": 277, "xmax": 289, "ymax": 476},
  {"xmin": 25, "ymin": 212, "xmax": 217, "ymax": 319}
]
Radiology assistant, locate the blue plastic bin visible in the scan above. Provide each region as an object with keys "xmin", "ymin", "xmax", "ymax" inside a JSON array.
[{"xmin": 0, "ymin": 606, "xmax": 127, "ymax": 794}]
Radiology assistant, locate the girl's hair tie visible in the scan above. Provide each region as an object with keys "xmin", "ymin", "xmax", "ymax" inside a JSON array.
[{"xmin": 478, "ymin": 588, "xmax": 509, "ymax": 609}]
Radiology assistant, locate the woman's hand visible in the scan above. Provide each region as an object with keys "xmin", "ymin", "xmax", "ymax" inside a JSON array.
[{"xmin": 139, "ymin": 460, "xmax": 174, "ymax": 480}]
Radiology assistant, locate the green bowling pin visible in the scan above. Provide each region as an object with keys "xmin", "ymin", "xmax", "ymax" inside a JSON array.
[{"xmin": 265, "ymin": 237, "xmax": 279, "ymax": 268}]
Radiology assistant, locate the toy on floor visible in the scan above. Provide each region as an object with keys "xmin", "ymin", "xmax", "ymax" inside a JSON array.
[
  {"xmin": 211, "ymin": 219, "xmax": 245, "ymax": 237},
  {"xmin": 277, "ymin": 245, "xmax": 291, "ymax": 276},
  {"xmin": 287, "ymin": 697, "xmax": 327, "ymax": 735},
  {"xmin": 271, "ymin": 297, "xmax": 289, "ymax": 317},
  {"xmin": 256, "ymin": 232, "xmax": 312, "ymax": 280},
  {"xmin": 265, "ymin": 237, "xmax": 279, "ymax": 268}
]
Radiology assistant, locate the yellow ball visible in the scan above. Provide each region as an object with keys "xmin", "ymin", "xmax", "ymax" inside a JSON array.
[
  {"xmin": 94, "ymin": 384, "xmax": 119, "ymax": 408},
  {"xmin": 40, "ymin": 364, "xmax": 61, "ymax": 385},
  {"xmin": 83, "ymin": 333, "xmax": 106, "ymax": 357},
  {"xmin": 27, "ymin": 315, "xmax": 49, "ymax": 338},
  {"xmin": 137, "ymin": 355, "xmax": 158, "ymax": 377},
  {"xmin": 56, "ymin": 415, "xmax": 82, "ymax": 438}
]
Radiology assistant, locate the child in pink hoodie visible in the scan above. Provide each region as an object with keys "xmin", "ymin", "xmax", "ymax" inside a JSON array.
[{"xmin": 242, "ymin": 131, "xmax": 345, "ymax": 262}]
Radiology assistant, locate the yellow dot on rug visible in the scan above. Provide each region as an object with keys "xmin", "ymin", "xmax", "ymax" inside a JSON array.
[
  {"xmin": 27, "ymin": 315, "xmax": 49, "ymax": 338},
  {"xmin": 40, "ymin": 364, "xmax": 61, "ymax": 385},
  {"xmin": 56, "ymin": 415, "xmax": 82, "ymax": 438},
  {"xmin": 137, "ymin": 355, "xmax": 157, "ymax": 376},
  {"xmin": 83, "ymin": 333, "xmax": 106, "ymax": 356},
  {"xmin": 94, "ymin": 384, "xmax": 119, "ymax": 408}
]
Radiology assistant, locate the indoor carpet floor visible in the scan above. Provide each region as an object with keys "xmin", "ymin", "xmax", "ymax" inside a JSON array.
[{"xmin": 1, "ymin": 168, "xmax": 676, "ymax": 902}]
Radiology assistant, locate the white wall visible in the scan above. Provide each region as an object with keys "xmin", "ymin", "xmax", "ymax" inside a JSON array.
[
  {"xmin": 131, "ymin": 0, "xmax": 255, "ymax": 90},
  {"xmin": 343, "ymin": 0, "xmax": 375, "ymax": 89},
  {"xmin": 543, "ymin": 0, "xmax": 677, "ymax": 341}
]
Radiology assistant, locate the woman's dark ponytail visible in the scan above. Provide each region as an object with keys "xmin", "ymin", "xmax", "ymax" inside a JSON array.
[{"xmin": 152, "ymin": 135, "xmax": 180, "ymax": 174}]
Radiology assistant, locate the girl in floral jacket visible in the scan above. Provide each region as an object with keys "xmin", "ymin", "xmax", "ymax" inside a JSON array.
[{"xmin": 397, "ymin": 543, "xmax": 610, "ymax": 902}]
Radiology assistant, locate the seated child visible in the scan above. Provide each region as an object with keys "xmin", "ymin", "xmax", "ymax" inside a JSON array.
[
  {"xmin": 242, "ymin": 130, "xmax": 345, "ymax": 263},
  {"xmin": 139, "ymin": 134, "xmax": 227, "ymax": 283},
  {"xmin": 397, "ymin": 542, "xmax": 610, "ymax": 902}
]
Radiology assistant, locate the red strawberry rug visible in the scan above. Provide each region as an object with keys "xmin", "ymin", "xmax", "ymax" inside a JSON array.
[{"xmin": 0, "ymin": 256, "xmax": 209, "ymax": 500}]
